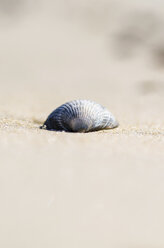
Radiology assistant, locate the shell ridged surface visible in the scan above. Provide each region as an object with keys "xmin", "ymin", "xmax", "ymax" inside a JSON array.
[{"xmin": 43, "ymin": 100, "xmax": 119, "ymax": 133}]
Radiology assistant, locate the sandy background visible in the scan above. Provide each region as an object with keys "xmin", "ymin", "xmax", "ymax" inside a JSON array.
[{"xmin": 0, "ymin": 0, "xmax": 164, "ymax": 247}]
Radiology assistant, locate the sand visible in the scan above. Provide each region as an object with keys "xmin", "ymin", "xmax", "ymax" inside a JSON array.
[{"xmin": 0, "ymin": 1, "xmax": 164, "ymax": 247}]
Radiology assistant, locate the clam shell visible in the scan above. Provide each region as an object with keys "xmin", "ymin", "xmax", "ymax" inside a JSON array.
[{"xmin": 42, "ymin": 100, "xmax": 119, "ymax": 133}]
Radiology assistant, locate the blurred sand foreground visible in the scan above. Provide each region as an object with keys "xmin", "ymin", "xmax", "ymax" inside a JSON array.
[{"xmin": 0, "ymin": 1, "xmax": 164, "ymax": 247}]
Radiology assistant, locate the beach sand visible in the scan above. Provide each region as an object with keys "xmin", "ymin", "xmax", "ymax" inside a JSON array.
[{"xmin": 0, "ymin": 1, "xmax": 164, "ymax": 247}]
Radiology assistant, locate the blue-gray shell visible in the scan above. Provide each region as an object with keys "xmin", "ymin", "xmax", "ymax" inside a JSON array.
[{"xmin": 43, "ymin": 100, "xmax": 119, "ymax": 132}]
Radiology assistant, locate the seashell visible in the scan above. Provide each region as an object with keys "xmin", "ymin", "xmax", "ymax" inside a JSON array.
[{"xmin": 41, "ymin": 100, "xmax": 119, "ymax": 133}]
